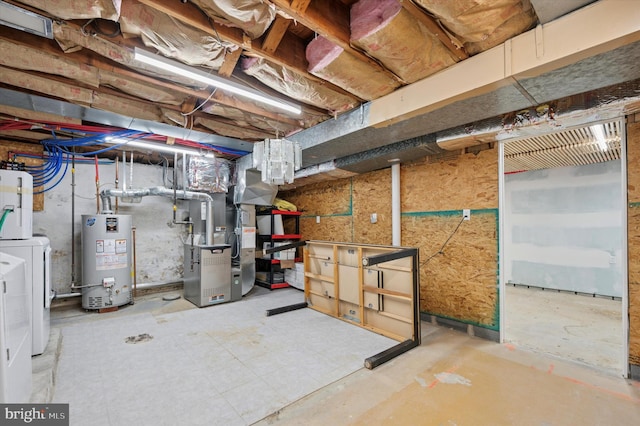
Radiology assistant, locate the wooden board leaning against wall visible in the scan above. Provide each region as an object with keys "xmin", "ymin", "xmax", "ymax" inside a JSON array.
[
  {"xmin": 626, "ymin": 116, "xmax": 640, "ymax": 366},
  {"xmin": 280, "ymin": 147, "xmax": 499, "ymax": 331},
  {"xmin": 1, "ymin": 140, "xmax": 45, "ymax": 211}
]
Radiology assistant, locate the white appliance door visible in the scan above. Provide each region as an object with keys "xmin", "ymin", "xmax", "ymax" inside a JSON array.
[{"xmin": 44, "ymin": 244, "xmax": 52, "ymax": 308}]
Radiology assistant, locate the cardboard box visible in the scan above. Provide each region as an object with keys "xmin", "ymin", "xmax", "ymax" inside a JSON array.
[{"xmin": 257, "ymin": 215, "xmax": 284, "ymax": 235}]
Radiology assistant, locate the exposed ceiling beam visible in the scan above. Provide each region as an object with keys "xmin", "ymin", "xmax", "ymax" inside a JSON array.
[
  {"xmin": 262, "ymin": 15, "xmax": 290, "ymax": 54},
  {"xmin": 140, "ymin": 0, "xmax": 358, "ymax": 100},
  {"xmin": 402, "ymin": 0, "xmax": 468, "ymax": 61},
  {"xmin": 290, "ymin": 0, "xmax": 312, "ymax": 14},
  {"xmin": 0, "ymin": 28, "xmax": 302, "ymax": 128},
  {"xmin": 140, "ymin": 0, "xmax": 307, "ymax": 79},
  {"xmin": 217, "ymin": 47, "xmax": 243, "ymax": 77},
  {"xmin": 271, "ymin": 0, "xmax": 404, "ymax": 83}
]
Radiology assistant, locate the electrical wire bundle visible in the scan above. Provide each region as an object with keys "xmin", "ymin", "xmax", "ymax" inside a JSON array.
[
  {"xmin": 1, "ymin": 118, "xmax": 250, "ymax": 193},
  {"xmin": 17, "ymin": 129, "xmax": 142, "ymax": 194}
]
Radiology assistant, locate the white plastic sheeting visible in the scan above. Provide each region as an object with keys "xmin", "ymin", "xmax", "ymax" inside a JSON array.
[
  {"xmin": 120, "ymin": 1, "xmax": 235, "ymax": 69},
  {"xmin": 189, "ymin": 0, "xmax": 276, "ymax": 39},
  {"xmin": 242, "ymin": 57, "xmax": 358, "ymax": 113},
  {"xmin": 19, "ymin": 0, "xmax": 121, "ymax": 20}
]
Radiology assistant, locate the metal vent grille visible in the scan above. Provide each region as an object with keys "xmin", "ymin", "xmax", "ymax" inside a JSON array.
[
  {"xmin": 202, "ymin": 253, "xmax": 226, "ymax": 266},
  {"xmin": 504, "ymin": 120, "xmax": 622, "ymax": 173}
]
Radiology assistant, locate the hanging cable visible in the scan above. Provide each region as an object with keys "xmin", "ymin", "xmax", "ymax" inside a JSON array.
[
  {"xmin": 181, "ymin": 88, "xmax": 218, "ymax": 116},
  {"xmin": 421, "ymin": 216, "xmax": 466, "ymax": 266}
]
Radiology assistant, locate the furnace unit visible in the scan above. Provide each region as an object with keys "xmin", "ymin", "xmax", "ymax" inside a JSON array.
[{"xmin": 184, "ymin": 243, "xmax": 237, "ymax": 307}]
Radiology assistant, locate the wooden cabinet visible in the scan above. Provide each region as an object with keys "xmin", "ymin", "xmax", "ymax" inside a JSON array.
[{"xmin": 304, "ymin": 241, "xmax": 420, "ymax": 344}]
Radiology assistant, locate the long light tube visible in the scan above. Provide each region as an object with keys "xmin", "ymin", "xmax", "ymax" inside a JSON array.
[
  {"xmin": 134, "ymin": 48, "xmax": 301, "ymax": 115},
  {"xmin": 590, "ymin": 124, "xmax": 608, "ymax": 151},
  {"xmin": 0, "ymin": 1, "xmax": 53, "ymax": 39},
  {"xmin": 104, "ymin": 138, "xmax": 204, "ymax": 156}
]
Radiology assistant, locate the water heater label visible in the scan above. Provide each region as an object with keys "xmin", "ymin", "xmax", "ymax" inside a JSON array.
[
  {"xmin": 116, "ymin": 239, "xmax": 127, "ymax": 254},
  {"xmin": 95, "ymin": 239, "xmax": 127, "ymax": 270}
]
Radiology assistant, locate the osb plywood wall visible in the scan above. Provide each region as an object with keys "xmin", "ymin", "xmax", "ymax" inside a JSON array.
[
  {"xmin": 403, "ymin": 211, "xmax": 498, "ymax": 328},
  {"xmin": 280, "ymin": 148, "xmax": 499, "ymax": 329},
  {"xmin": 402, "ymin": 149, "xmax": 498, "ymax": 211},
  {"xmin": 0, "ymin": 140, "xmax": 45, "ymax": 211},
  {"xmin": 280, "ymin": 179, "xmax": 353, "ymax": 242},
  {"xmin": 402, "ymin": 149, "xmax": 499, "ymax": 328},
  {"xmin": 352, "ymin": 169, "xmax": 392, "ymax": 245},
  {"xmin": 280, "ymin": 169, "xmax": 392, "ymax": 244},
  {"xmin": 626, "ymin": 117, "xmax": 640, "ymax": 366}
]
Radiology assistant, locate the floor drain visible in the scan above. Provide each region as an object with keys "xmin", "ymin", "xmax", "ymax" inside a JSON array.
[
  {"xmin": 162, "ymin": 294, "xmax": 181, "ymax": 301},
  {"xmin": 125, "ymin": 333, "xmax": 153, "ymax": 344}
]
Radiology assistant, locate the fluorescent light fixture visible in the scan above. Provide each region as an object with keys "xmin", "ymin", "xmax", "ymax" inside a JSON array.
[
  {"xmin": 104, "ymin": 138, "xmax": 205, "ymax": 156},
  {"xmin": 0, "ymin": 1, "xmax": 53, "ymax": 39},
  {"xmin": 134, "ymin": 48, "xmax": 301, "ymax": 115},
  {"xmin": 590, "ymin": 124, "xmax": 608, "ymax": 151}
]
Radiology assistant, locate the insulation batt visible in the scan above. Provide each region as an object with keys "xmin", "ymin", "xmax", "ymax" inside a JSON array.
[
  {"xmin": 414, "ymin": 0, "xmax": 537, "ymax": 55},
  {"xmin": 189, "ymin": 0, "xmax": 275, "ymax": 39},
  {"xmin": 242, "ymin": 57, "xmax": 358, "ymax": 114},
  {"xmin": 201, "ymin": 103, "xmax": 310, "ymax": 135},
  {"xmin": 53, "ymin": 23, "xmax": 208, "ymax": 89},
  {"xmin": 0, "ymin": 38, "xmax": 100, "ymax": 88},
  {"xmin": 18, "ymin": 0, "xmax": 122, "ymax": 20},
  {"xmin": 120, "ymin": 1, "xmax": 235, "ymax": 69},
  {"xmin": 306, "ymin": 36, "xmax": 400, "ymax": 101},
  {"xmin": 350, "ymin": 0, "xmax": 456, "ymax": 83}
]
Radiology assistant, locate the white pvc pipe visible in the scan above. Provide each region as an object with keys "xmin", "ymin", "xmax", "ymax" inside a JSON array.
[{"xmin": 392, "ymin": 162, "xmax": 401, "ymax": 246}]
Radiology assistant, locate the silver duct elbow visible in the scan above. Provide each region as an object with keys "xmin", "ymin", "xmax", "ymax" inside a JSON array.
[{"xmin": 99, "ymin": 187, "xmax": 215, "ymax": 245}]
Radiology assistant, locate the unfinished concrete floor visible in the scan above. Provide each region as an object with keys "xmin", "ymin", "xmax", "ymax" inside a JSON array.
[
  {"xmin": 505, "ymin": 285, "xmax": 623, "ymax": 373},
  {"xmin": 261, "ymin": 325, "xmax": 640, "ymax": 425},
  {"xmin": 40, "ymin": 287, "xmax": 639, "ymax": 425}
]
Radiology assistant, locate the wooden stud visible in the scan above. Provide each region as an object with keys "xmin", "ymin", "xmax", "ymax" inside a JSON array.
[
  {"xmin": 262, "ymin": 15, "xmax": 290, "ymax": 54},
  {"xmin": 217, "ymin": 48, "xmax": 243, "ymax": 78},
  {"xmin": 333, "ymin": 244, "xmax": 340, "ymax": 316}
]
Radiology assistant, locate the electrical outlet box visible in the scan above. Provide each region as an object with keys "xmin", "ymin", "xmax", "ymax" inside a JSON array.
[
  {"xmin": 370, "ymin": 213, "xmax": 377, "ymax": 224},
  {"xmin": 463, "ymin": 209, "xmax": 471, "ymax": 221},
  {"xmin": 316, "ymin": 216, "xmax": 320, "ymax": 224}
]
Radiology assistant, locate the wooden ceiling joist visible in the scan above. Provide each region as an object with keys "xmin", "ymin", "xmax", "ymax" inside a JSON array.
[
  {"xmin": 262, "ymin": 15, "xmax": 291, "ymax": 54},
  {"xmin": 217, "ymin": 47, "xmax": 243, "ymax": 77},
  {"xmin": 270, "ymin": 0, "xmax": 404, "ymax": 83},
  {"xmin": 138, "ymin": 0, "xmax": 355, "ymax": 97},
  {"xmin": 0, "ymin": 26, "xmax": 301, "ymax": 128}
]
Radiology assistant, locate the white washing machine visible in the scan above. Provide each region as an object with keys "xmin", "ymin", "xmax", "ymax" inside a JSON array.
[
  {"xmin": 0, "ymin": 252, "xmax": 32, "ymax": 402},
  {"xmin": 0, "ymin": 236, "xmax": 52, "ymax": 355}
]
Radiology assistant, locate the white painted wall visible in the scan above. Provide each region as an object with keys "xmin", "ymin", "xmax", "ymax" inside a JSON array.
[
  {"xmin": 504, "ymin": 160, "xmax": 622, "ymax": 297},
  {"xmin": 34, "ymin": 161, "xmax": 191, "ymax": 295}
]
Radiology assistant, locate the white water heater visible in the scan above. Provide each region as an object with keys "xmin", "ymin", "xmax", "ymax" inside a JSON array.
[
  {"xmin": 0, "ymin": 170, "xmax": 33, "ymax": 240},
  {"xmin": 81, "ymin": 214, "xmax": 133, "ymax": 310}
]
